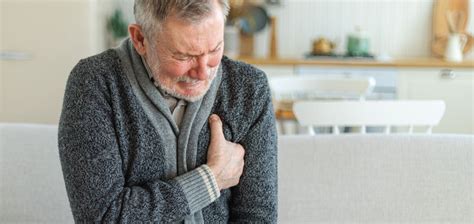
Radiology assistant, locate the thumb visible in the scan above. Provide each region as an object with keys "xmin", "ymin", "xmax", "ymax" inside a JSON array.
[{"xmin": 209, "ymin": 114, "xmax": 224, "ymax": 143}]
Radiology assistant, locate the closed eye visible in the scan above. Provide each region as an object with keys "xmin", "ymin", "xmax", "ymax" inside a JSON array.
[
  {"xmin": 174, "ymin": 55, "xmax": 192, "ymax": 61},
  {"xmin": 210, "ymin": 42, "xmax": 223, "ymax": 54},
  {"xmin": 210, "ymin": 46, "xmax": 221, "ymax": 54}
]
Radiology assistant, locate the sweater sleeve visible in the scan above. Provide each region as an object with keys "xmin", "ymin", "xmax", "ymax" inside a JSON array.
[
  {"xmin": 58, "ymin": 60, "xmax": 219, "ymax": 223},
  {"xmin": 228, "ymin": 76, "xmax": 278, "ymax": 223}
]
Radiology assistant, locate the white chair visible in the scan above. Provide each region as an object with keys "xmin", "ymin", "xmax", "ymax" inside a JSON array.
[
  {"xmin": 293, "ymin": 100, "xmax": 446, "ymax": 135},
  {"xmin": 269, "ymin": 75, "xmax": 376, "ymax": 135}
]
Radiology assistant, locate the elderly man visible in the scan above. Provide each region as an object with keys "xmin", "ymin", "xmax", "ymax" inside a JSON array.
[{"xmin": 58, "ymin": 0, "xmax": 277, "ymax": 223}]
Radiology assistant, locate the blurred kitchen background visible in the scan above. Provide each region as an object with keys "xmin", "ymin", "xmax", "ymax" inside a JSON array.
[{"xmin": 1, "ymin": 0, "xmax": 473, "ymax": 134}]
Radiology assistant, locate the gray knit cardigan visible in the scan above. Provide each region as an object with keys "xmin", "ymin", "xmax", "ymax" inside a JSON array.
[{"xmin": 58, "ymin": 48, "xmax": 278, "ymax": 223}]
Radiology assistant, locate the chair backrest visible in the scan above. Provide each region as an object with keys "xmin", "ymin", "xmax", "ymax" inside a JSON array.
[
  {"xmin": 269, "ymin": 75, "xmax": 376, "ymax": 101},
  {"xmin": 293, "ymin": 100, "xmax": 446, "ymax": 134}
]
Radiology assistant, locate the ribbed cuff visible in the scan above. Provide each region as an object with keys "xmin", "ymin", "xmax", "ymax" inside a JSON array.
[{"xmin": 175, "ymin": 165, "xmax": 221, "ymax": 213}]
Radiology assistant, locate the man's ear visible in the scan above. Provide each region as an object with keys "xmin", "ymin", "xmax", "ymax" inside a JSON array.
[{"xmin": 129, "ymin": 24, "xmax": 147, "ymax": 56}]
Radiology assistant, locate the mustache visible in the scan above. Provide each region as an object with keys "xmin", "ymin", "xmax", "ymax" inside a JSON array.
[
  {"xmin": 175, "ymin": 67, "xmax": 217, "ymax": 83},
  {"xmin": 176, "ymin": 76, "xmax": 200, "ymax": 83}
]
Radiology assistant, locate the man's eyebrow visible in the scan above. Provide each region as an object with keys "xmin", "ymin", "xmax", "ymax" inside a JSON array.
[{"xmin": 172, "ymin": 41, "xmax": 223, "ymax": 57}]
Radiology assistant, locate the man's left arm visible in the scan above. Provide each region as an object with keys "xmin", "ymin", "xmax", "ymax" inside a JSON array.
[{"xmin": 229, "ymin": 82, "xmax": 278, "ymax": 223}]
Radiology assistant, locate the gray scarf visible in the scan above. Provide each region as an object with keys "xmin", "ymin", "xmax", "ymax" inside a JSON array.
[{"xmin": 114, "ymin": 38, "xmax": 222, "ymax": 223}]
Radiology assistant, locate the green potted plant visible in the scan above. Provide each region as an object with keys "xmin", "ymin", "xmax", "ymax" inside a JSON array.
[{"xmin": 106, "ymin": 9, "xmax": 128, "ymax": 46}]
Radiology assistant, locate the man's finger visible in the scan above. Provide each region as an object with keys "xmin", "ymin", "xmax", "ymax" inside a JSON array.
[{"xmin": 209, "ymin": 114, "xmax": 224, "ymax": 143}]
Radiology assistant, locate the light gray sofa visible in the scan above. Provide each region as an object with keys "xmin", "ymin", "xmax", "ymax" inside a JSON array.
[
  {"xmin": 0, "ymin": 124, "xmax": 73, "ymax": 223},
  {"xmin": 278, "ymin": 134, "xmax": 473, "ymax": 223},
  {"xmin": 1, "ymin": 123, "xmax": 473, "ymax": 223}
]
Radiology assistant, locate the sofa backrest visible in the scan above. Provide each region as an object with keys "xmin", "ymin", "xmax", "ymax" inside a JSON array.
[
  {"xmin": 0, "ymin": 123, "xmax": 74, "ymax": 223},
  {"xmin": 278, "ymin": 134, "xmax": 473, "ymax": 223},
  {"xmin": 2, "ymin": 123, "xmax": 473, "ymax": 223}
]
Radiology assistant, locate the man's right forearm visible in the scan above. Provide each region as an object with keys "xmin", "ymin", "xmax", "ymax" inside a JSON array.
[
  {"xmin": 60, "ymin": 134, "xmax": 219, "ymax": 222},
  {"xmin": 175, "ymin": 165, "xmax": 220, "ymax": 213}
]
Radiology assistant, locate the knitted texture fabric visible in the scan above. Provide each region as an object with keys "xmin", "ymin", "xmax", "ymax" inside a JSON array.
[
  {"xmin": 58, "ymin": 48, "xmax": 278, "ymax": 223},
  {"xmin": 114, "ymin": 39, "xmax": 223, "ymax": 223}
]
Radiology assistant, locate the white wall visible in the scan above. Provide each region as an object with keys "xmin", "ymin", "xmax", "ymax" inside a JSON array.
[
  {"xmin": 1, "ymin": 0, "xmax": 97, "ymax": 124},
  {"xmin": 253, "ymin": 0, "xmax": 474, "ymax": 59}
]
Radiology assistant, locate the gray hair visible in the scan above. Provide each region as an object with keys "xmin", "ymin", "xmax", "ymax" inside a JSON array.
[{"xmin": 134, "ymin": 0, "xmax": 229, "ymax": 39}]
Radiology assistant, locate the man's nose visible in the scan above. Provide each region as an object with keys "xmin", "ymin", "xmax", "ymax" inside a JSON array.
[{"xmin": 189, "ymin": 55, "xmax": 209, "ymax": 80}]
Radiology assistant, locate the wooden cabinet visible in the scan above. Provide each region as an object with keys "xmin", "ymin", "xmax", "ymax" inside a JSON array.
[{"xmin": 397, "ymin": 68, "xmax": 474, "ymax": 134}]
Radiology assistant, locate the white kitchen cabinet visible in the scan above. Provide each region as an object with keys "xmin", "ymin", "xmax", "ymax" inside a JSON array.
[
  {"xmin": 254, "ymin": 64, "xmax": 398, "ymax": 99},
  {"xmin": 296, "ymin": 65, "xmax": 398, "ymax": 99},
  {"xmin": 254, "ymin": 65, "xmax": 296, "ymax": 77},
  {"xmin": 398, "ymin": 68, "xmax": 474, "ymax": 134}
]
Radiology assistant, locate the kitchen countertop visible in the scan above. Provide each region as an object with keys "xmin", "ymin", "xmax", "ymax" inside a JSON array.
[{"xmin": 237, "ymin": 57, "xmax": 474, "ymax": 68}]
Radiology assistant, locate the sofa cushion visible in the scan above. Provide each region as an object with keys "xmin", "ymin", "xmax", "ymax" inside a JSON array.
[
  {"xmin": 278, "ymin": 134, "xmax": 473, "ymax": 223},
  {"xmin": 0, "ymin": 123, "xmax": 73, "ymax": 223}
]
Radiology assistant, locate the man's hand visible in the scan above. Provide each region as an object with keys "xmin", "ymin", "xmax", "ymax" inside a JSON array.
[{"xmin": 206, "ymin": 114, "xmax": 245, "ymax": 190}]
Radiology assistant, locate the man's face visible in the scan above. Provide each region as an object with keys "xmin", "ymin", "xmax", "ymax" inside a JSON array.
[{"xmin": 143, "ymin": 8, "xmax": 225, "ymax": 102}]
